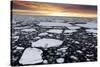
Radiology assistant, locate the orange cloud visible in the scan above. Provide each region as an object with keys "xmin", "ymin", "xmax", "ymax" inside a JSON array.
[{"xmin": 11, "ymin": 1, "xmax": 97, "ymax": 17}]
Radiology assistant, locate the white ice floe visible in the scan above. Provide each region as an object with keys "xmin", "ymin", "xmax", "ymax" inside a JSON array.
[
  {"xmin": 16, "ymin": 47, "xmax": 24, "ymax": 50},
  {"xmin": 76, "ymin": 50, "xmax": 83, "ymax": 54},
  {"xmin": 12, "ymin": 36, "xmax": 19, "ymax": 39},
  {"xmin": 21, "ymin": 29, "xmax": 36, "ymax": 32},
  {"xmin": 38, "ymin": 22, "xmax": 72, "ymax": 27},
  {"xmin": 86, "ymin": 29, "xmax": 97, "ymax": 33},
  {"xmin": 14, "ymin": 26, "xmax": 30, "ymax": 30},
  {"xmin": 34, "ymin": 37, "xmax": 41, "ymax": 40},
  {"xmin": 75, "ymin": 22, "xmax": 97, "ymax": 29},
  {"xmin": 86, "ymin": 54, "xmax": 94, "ymax": 57},
  {"xmin": 56, "ymin": 58, "xmax": 64, "ymax": 63},
  {"xmin": 14, "ymin": 27, "xmax": 22, "ymax": 30},
  {"xmin": 19, "ymin": 48, "xmax": 43, "ymax": 65},
  {"xmin": 47, "ymin": 29, "xmax": 77, "ymax": 34},
  {"xmin": 43, "ymin": 60, "xmax": 48, "ymax": 64},
  {"xmin": 64, "ymin": 30, "xmax": 77, "ymax": 33},
  {"xmin": 32, "ymin": 38, "xmax": 63, "ymax": 48},
  {"xmin": 38, "ymin": 32, "xmax": 48, "ymax": 36},
  {"xmin": 70, "ymin": 56, "xmax": 78, "ymax": 60},
  {"xmin": 48, "ymin": 34, "xmax": 53, "ymax": 37},
  {"xmin": 47, "ymin": 29, "xmax": 63, "ymax": 34},
  {"xmin": 57, "ymin": 47, "xmax": 68, "ymax": 52},
  {"xmin": 67, "ymin": 26, "xmax": 80, "ymax": 30},
  {"xmin": 75, "ymin": 41, "xmax": 80, "ymax": 44}
]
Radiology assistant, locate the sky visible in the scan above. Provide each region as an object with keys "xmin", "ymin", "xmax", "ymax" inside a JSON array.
[{"xmin": 11, "ymin": 1, "xmax": 97, "ymax": 17}]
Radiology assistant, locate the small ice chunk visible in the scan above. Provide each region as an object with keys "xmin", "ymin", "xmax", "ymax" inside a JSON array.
[
  {"xmin": 67, "ymin": 26, "xmax": 80, "ymax": 30},
  {"xmin": 13, "ymin": 36, "xmax": 19, "ymax": 39},
  {"xmin": 47, "ymin": 29, "xmax": 62, "ymax": 34},
  {"xmin": 57, "ymin": 47, "xmax": 68, "ymax": 52},
  {"xmin": 56, "ymin": 58, "xmax": 64, "ymax": 63},
  {"xmin": 75, "ymin": 41, "xmax": 80, "ymax": 44},
  {"xmin": 16, "ymin": 47, "xmax": 24, "ymax": 50},
  {"xmin": 70, "ymin": 56, "xmax": 78, "ymax": 60},
  {"xmin": 43, "ymin": 60, "xmax": 48, "ymax": 64},
  {"xmin": 21, "ymin": 29, "xmax": 36, "ymax": 32},
  {"xmin": 86, "ymin": 54, "xmax": 94, "ymax": 57},
  {"xmin": 38, "ymin": 32, "xmax": 48, "ymax": 36},
  {"xmin": 56, "ymin": 52, "xmax": 62, "ymax": 55},
  {"xmin": 48, "ymin": 34, "xmax": 53, "ymax": 37},
  {"xmin": 64, "ymin": 30, "xmax": 77, "ymax": 33},
  {"xmin": 34, "ymin": 37, "xmax": 41, "ymax": 40},
  {"xmin": 86, "ymin": 58, "xmax": 90, "ymax": 61},
  {"xmin": 76, "ymin": 50, "xmax": 83, "ymax": 54}
]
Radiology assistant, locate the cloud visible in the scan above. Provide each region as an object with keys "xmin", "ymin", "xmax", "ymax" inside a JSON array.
[{"xmin": 11, "ymin": 1, "xmax": 97, "ymax": 17}]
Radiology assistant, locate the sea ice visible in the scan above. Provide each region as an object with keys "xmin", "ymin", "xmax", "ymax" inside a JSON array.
[{"xmin": 19, "ymin": 48, "xmax": 43, "ymax": 65}]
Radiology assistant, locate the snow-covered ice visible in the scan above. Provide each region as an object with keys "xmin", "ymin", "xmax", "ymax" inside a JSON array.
[
  {"xmin": 19, "ymin": 48, "xmax": 43, "ymax": 65},
  {"xmin": 32, "ymin": 38, "xmax": 63, "ymax": 48}
]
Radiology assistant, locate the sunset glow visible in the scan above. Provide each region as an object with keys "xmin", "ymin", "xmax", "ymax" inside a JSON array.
[{"xmin": 11, "ymin": 1, "xmax": 97, "ymax": 17}]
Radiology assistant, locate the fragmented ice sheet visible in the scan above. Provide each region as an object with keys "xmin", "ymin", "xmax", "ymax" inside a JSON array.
[
  {"xmin": 32, "ymin": 38, "xmax": 63, "ymax": 48},
  {"xmin": 19, "ymin": 48, "xmax": 43, "ymax": 65}
]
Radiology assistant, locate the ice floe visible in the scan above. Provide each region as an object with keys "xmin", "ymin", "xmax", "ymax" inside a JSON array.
[
  {"xmin": 86, "ymin": 29, "xmax": 97, "ymax": 33},
  {"xmin": 38, "ymin": 32, "xmax": 48, "ymax": 36},
  {"xmin": 19, "ymin": 48, "xmax": 43, "ymax": 65},
  {"xmin": 75, "ymin": 22, "xmax": 97, "ymax": 29},
  {"xmin": 21, "ymin": 29, "xmax": 36, "ymax": 32},
  {"xmin": 67, "ymin": 26, "xmax": 80, "ymax": 30},
  {"xmin": 38, "ymin": 22, "xmax": 72, "ymax": 27},
  {"xmin": 64, "ymin": 30, "xmax": 77, "ymax": 33},
  {"xmin": 56, "ymin": 58, "xmax": 64, "ymax": 63},
  {"xmin": 70, "ymin": 56, "xmax": 78, "ymax": 60},
  {"xmin": 16, "ymin": 47, "xmax": 24, "ymax": 50},
  {"xmin": 32, "ymin": 38, "xmax": 63, "ymax": 48},
  {"xmin": 47, "ymin": 29, "xmax": 62, "ymax": 34}
]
